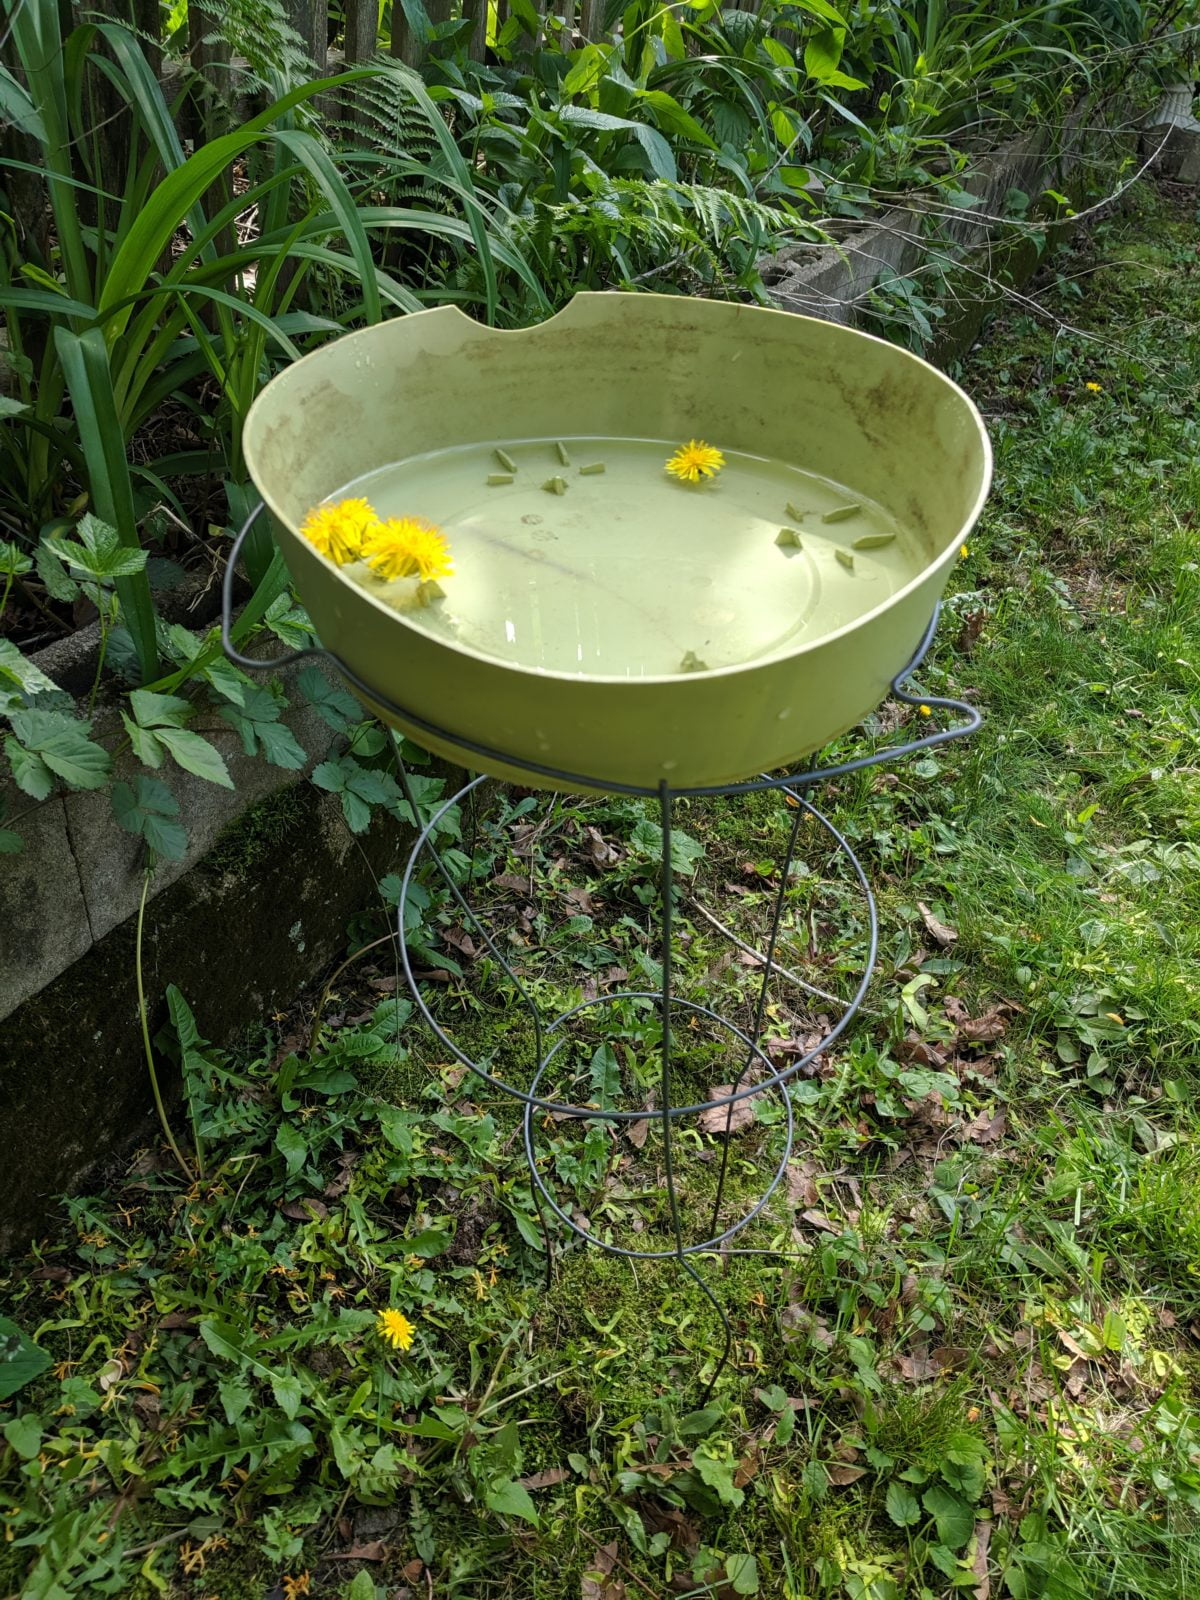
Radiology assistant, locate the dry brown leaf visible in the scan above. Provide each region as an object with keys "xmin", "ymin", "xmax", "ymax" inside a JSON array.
[
  {"xmin": 932, "ymin": 1345, "xmax": 971, "ymax": 1373},
  {"xmin": 799, "ymin": 1208, "xmax": 839, "ymax": 1234},
  {"xmin": 918, "ymin": 901, "xmax": 959, "ymax": 946},
  {"xmin": 962, "ymin": 1109, "xmax": 1007, "ymax": 1145},
  {"xmin": 698, "ymin": 1090, "xmax": 756, "ymax": 1137},
  {"xmin": 329, "ymin": 1541, "xmax": 387, "ymax": 1562},
  {"xmin": 492, "ymin": 872, "xmax": 529, "ymax": 894},
  {"xmin": 626, "ymin": 1118, "xmax": 650, "ymax": 1150},
  {"xmin": 517, "ymin": 1466, "xmax": 570, "ymax": 1490},
  {"xmin": 972, "ymin": 1518, "xmax": 992, "ymax": 1599},
  {"xmin": 897, "ymin": 1349, "xmax": 937, "ymax": 1382},
  {"xmin": 280, "ymin": 1197, "xmax": 329, "ymax": 1222},
  {"xmin": 785, "ymin": 1159, "xmax": 821, "ymax": 1207},
  {"xmin": 826, "ymin": 1462, "xmax": 868, "ymax": 1486}
]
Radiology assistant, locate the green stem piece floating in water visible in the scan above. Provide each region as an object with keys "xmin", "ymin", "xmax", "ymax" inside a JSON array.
[
  {"xmin": 776, "ymin": 527, "xmax": 802, "ymax": 548},
  {"xmin": 487, "ymin": 472, "xmax": 514, "ymax": 486},
  {"xmin": 578, "ymin": 462, "xmax": 606, "ymax": 475},
  {"xmin": 785, "ymin": 502, "xmax": 807, "ymax": 522},
  {"xmin": 835, "ymin": 548, "xmax": 855, "ymax": 571},
  {"xmin": 555, "ymin": 441, "xmax": 571, "ymax": 467},
  {"xmin": 852, "ymin": 531, "xmax": 896, "ymax": 550},
  {"xmin": 494, "ymin": 448, "xmax": 517, "ymax": 473},
  {"xmin": 542, "ymin": 476, "xmax": 568, "ymax": 495},
  {"xmin": 679, "ymin": 650, "xmax": 709, "ymax": 672},
  {"xmin": 822, "ymin": 503, "xmax": 862, "ymax": 524}
]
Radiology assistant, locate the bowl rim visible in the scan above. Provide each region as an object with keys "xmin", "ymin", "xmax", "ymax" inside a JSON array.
[{"xmin": 243, "ymin": 292, "xmax": 993, "ymax": 689}]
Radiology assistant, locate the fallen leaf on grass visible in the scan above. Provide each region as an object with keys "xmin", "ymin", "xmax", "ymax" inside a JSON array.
[
  {"xmin": 698, "ymin": 1090, "xmax": 756, "ymax": 1137},
  {"xmin": 328, "ymin": 1541, "xmax": 387, "ymax": 1562},
  {"xmin": 785, "ymin": 1159, "xmax": 821, "ymax": 1207},
  {"xmin": 517, "ymin": 1466, "xmax": 570, "ymax": 1490},
  {"xmin": 799, "ymin": 1208, "xmax": 839, "ymax": 1234},
  {"xmin": 280, "ymin": 1197, "xmax": 329, "ymax": 1222},
  {"xmin": 897, "ymin": 1348, "xmax": 937, "ymax": 1382},
  {"xmin": 492, "ymin": 872, "xmax": 529, "ymax": 894},
  {"xmin": 826, "ymin": 1462, "xmax": 867, "ymax": 1485},
  {"xmin": 961, "ymin": 1108, "xmax": 1007, "ymax": 1145},
  {"xmin": 932, "ymin": 1345, "xmax": 971, "ymax": 1372},
  {"xmin": 972, "ymin": 1517, "xmax": 992, "ymax": 1599},
  {"xmin": 918, "ymin": 901, "xmax": 958, "ymax": 946}
]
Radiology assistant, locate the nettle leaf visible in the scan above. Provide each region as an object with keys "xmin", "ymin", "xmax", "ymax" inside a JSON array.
[
  {"xmin": 55, "ymin": 514, "xmax": 148, "ymax": 581},
  {"xmin": 122, "ymin": 713, "xmax": 165, "ymax": 768},
  {"xmin": 922, "ymin": 1484, "xmax": 974, "ymax": 1549},
  {"xmin": 111, "ymin": 775, "xmax": 188, "ymax": 860},
  {"xmin": 0, "ymin": 539, "xmax": 33, "ymax": 578},
  {"xmin": 5, "ymin": 736, "xmax": 53, "ymax": 800},
  {"xmin": 35, "ymin": 539, "xmax": 80, "ymax": 603},
  {"xmin": 298, "ymin": 664, "xmax": 360, "ymax": 732},
  {"xmin": 0, "ymin": 1316, "xmax": 52, "ymax": 1402},
  {"xmin": 130, "ymin": 689, "xmax": 191, "ymax": 729},
  {"xmin": 219, "ymin": 688, "xmax": 306, "ymax": 770},
  {"xmin": 155, "ymin": 726, "xmax": 234, "ymax": 789},
  {"xmin": 485, "ymin": 1476, "xmax": 539, "ymax": 1526},
  {"xmin": 8, "ymin": 708, "xmax": 111, "ymax": 790}
]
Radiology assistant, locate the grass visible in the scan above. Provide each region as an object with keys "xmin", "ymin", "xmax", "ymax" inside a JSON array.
[{"xmin": 3, "ymin": 180, "xmax": 1200, "ymax": 1600}]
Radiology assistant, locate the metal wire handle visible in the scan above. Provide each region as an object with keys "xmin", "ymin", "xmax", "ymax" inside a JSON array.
[{"xmin": 222, "ymin": 501, "xmax": 982, "ymax": 797}]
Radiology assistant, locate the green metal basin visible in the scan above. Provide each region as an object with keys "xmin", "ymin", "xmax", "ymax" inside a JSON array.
[{"xmin": 242, "ymin": 293, "xmax": 991, "ymax": 791}]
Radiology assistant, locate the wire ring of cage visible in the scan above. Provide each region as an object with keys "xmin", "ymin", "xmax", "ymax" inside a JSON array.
[
  {"xmin": 397, "ymin": 775, "xmax": 878, "ymax": 1122},
  {"xmin": 519, "ymin": 996, "xmax": 797, "ymax": 1261}
]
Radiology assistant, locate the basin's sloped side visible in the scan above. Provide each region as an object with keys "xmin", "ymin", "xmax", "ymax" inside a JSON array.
[{"xmin": 244, "ymin": 294, "xmax": 991, "ymax": 790}]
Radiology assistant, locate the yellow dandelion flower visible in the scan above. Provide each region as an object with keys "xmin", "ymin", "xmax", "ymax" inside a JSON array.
[
  {"xmin": 960, "ymin": 543, "xmax": 969, "ymax": 558},
  {"xmin": 376, "ymin": 1307, "xmax": 415, "ymax": 1351},
  {"xmin": 665, "ymin": 439, "xmax": 725, "ymax": 484},
  {"xmin": 363, "ymin": 517, "xmax": 454, "ymax": 583},
  {"xmin": 1085, "ymin": 381, "xmax": 1103, "ymax": 393},
  {"xmin": 918, "ymin": 704, "xmax": 932, "ymax": 716},
  {"xmin": 299, "ymin": 497, "xmax": 379, "ymax": 564}
]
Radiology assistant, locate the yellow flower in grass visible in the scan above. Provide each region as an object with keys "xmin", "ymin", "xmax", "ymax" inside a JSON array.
[
  {"xmin": 363, "ymin": 516, "xmax": 454, "ymax": 583},
  {"xmin": 1085, "ymin": 381, "xmax": 1103, "ymax": 393},
  {"xmin": 665, "ymin": 439, "xmax": 725, "ymax": 483},
  {"xmin": 377, "ymin": 1307, "xmax": 415, "ymax": 1351},
  {"xmin": 299, "ymin": 497, "xmax": 379, "ymax": 564}
]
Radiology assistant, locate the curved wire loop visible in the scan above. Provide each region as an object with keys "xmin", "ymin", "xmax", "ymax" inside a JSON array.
[{"xmin": 224, "ymin": 498, "xmax": 979, "ymax": 1401}]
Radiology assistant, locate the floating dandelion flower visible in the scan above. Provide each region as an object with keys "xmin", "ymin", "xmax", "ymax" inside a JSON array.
[
  {"xmin": 665, "ymin": 440, "xmax": 725, "ymax": 484},
  {"xmin": 300, "ymin": 497, "xmax": 378, "ymax": 564},
  {"xmin": 376, "ymin": 1307, "xmax": 415, "ymax": 1351},
  {"xmin": 363, "ymin": 517, "xmax": 454, "ymax": 583}
]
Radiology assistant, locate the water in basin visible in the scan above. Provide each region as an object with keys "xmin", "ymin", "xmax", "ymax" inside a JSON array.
[{"xmin": 332, "ymin": 437, "xmax": 926, "ymax": 678}]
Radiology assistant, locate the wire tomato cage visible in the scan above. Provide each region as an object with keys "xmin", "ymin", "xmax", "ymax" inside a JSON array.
[{"xmin": 224, "ymin": 505, "xmax": 981, "ymax": 1398}]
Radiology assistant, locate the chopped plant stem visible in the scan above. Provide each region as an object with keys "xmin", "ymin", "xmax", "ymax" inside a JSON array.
[
  {"xmin": 853, "ymin": 531, "xmax": 896, "ymax": 549},
  {"xmin": 487, "ymin": 472, "xmax": 514, "ymax": 486},
  {"xmin": 822, "ymin": 503, "xmax": 862, "ymax": 524},
  {"xmin": 494, "ymin": 448, "xmax": 517, "ymax": 473},
  {"xmin": 541, "ymin": 476, "xmax": 568, "ymax": 495},
  {"xmin": 835, "ymin": 547, "xmax": 855, "ymax": 570},
  {"xmin": 578, "ymin": 462, "xmax": 607, "ymax": 475},
  {"xmin": 555, "ymin": 441, "xmax": 571, "ymax": 466}
]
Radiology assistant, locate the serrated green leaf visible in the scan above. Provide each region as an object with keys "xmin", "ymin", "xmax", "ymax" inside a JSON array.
[
  {"xmin": 886, "ymin": 1480, "xmax": 922, "ymax": 1526},
  {"xmin": 5, "ymin": 736, "xmax": 52, "ymax": 799},
  {"xmin": 111, "ymin": 775, "xmax": 187, "ymax": 860},
  {"xmin": 130, "ymin": 688, "xmax": 191, "ymax": 729},
  {"xmin": 9, "ymin": 708, "xmax": 110, "ymax": 789},
  {"xmin": 923, "ymin": 1485, "xmax": 974, "ymax": 1549},
  {"xmin": 156, "ymin": 726, "xmax": 234, "ymax": 788},
  {"xmin": 0, "ymin": 828, "xmax": 22, "ymax": 853},
  {"xmin": 311, "ymin": 759, "xmax": 346, "ymax": 793},
  {"xmin": 122, "ymin": 712, "xmax": 164, "ymax": 768},
  {"xmin": 255, "ymin": 719, "xmax": 307, "ymax": 770},
  {"xmin": 297, "ymin": 664, "xmax": 359, "ymax": 731}
]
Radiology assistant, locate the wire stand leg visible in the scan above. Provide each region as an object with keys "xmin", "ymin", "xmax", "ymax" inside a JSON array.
[
  {"xmin": 659, "ymin": 783, "xmax": 736, "ymax": 1402},
  {"xmin": 707, "ymin": 792, "xmax": 807, "ymax": 1240}
]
